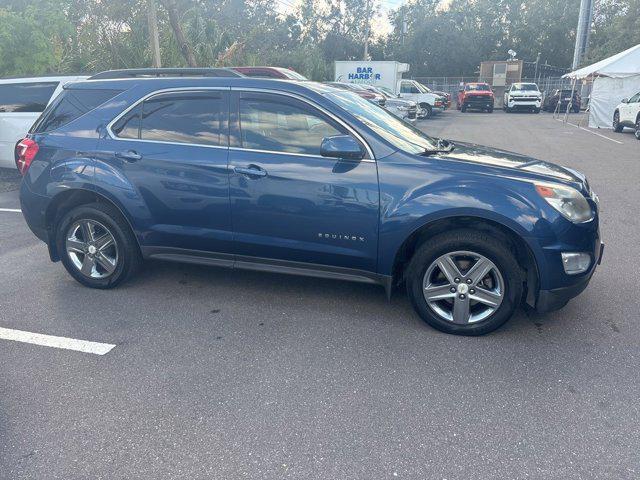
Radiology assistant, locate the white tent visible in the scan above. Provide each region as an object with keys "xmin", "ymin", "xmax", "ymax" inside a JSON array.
[{"xmin": 564, "ymin": 44, "xmax": 640, "ymax": 128}]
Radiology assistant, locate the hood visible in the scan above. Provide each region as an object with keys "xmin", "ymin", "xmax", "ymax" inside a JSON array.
[
  {"xmin": 511, "ymin": 90, "xmax": 541, "ymax": 96},
  {"xmin": 441, "ymin": 142, "xmax": 588, "ymax": 191},
  {"xmin": 466, "ymin": 90, "xmax": 493, "ymax": 97},
  {"xmin": 386, "ymin": 98, "xmax": 416, "ymax": 108}
]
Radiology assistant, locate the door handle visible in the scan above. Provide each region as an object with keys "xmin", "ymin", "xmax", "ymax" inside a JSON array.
[
  {"xmin": 115, "ymin": 150, "xmax": 142, "ymax": 162},
  {"xmin": 233, "ymin": 165, "xmax": 267, "ymax": 177}
]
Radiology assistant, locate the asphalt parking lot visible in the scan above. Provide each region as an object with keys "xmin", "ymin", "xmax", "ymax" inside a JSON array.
[{"xmin": 1, "ymin": 110, "xmax": 638, "ymax": 479}]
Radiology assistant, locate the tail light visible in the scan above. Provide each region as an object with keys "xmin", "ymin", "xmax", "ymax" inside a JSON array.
[{"xmin": 15, "ymin": 138, "xmax": 39, "ymax": 175}]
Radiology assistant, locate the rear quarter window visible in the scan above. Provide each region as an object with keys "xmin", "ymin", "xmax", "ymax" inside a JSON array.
[
  {"xmin": 31, "ymin": 88, "xmax": 122, "ymax": 133},
  {"xmin": 0, "ymin": 82, "xmax": 58, "ymax": 113}
]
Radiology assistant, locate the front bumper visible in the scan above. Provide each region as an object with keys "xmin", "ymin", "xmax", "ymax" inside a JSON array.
[
  {"xmin": 464, "ymin": 96, "xmax": 494, "ymax": 109},
  {"xmin": 508, "ymin": 99, "xmax": 541, "ymax": 109},
  {"xmin": 536, "ymin": 241, "xmax": 604, "ymax": 313}
]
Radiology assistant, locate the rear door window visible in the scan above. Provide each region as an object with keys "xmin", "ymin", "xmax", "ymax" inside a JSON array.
[
  {"xmin": 143, "ymin": 91, "xmax": 225, "ymax": 146},
  {"xmin": 31, "ymin": 88, "xmax": 122, "ymax": 133},
  {"xmin": 111, "ymin": 91, "xmax": 226, "ymax": 146},
  {"xmin": 0, "ymin": 82, "xmax": 59, "ymax": 113}
]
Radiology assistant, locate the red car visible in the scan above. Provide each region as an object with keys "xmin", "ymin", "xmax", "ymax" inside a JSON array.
[
  {"xmin": 230, "ymin": 66, "xmax": 308, "ymax": 80},
  {"xmin": 457, "ymin": 83, "xmax": 494, "ymax": 113}
]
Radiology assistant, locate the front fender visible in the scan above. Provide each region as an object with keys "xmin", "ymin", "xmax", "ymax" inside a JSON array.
[{"xmin": 377, "ymin": 175, "xmax": 552, "ymax": 277}]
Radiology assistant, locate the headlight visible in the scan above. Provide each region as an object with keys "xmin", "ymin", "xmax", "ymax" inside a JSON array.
[
  {"xmin": 396, "ymin": 105, "xmax": 409, "ymax": 111},
  {"xmin": 535, "ymin": 182, "xmax": 594, "ymax": 223}
]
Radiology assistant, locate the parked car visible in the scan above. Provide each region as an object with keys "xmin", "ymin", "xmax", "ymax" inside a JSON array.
[
  {"xmin": 398, "ymin": 80, "xmax": 444, "ymax": 118},
  {"xmin": 0, "ymin": 75, "xmax": 87, "ymax": 169},
  {"xmin": 333, "ymin": 62, "xmax": 443, "ymax": 119},
  {"xmin": 325, "ymin": 82, "xmax": 385, "ymax": 107},
  {"xmin": 503, "ymin": 83, "xmax": 542, "ymax": 113},
  {"xmin": 457, "ymin": 83, "xmax": 495, "ymax": 112},
  {"xmin": 230, "ymin": 66, "xmax": 308, "ymax": 80},
  {"xmin": 542, "ymin": 88, "xmax": 581, "ymax": 113},
  {"xmin": 360, "ymin": 85, "xmax": 417, "ymax": 122},
  {"xmin": 432, "ymin": 90, "xmax": 452, "ymax": 109},
  {"xmin": 17, "ymin": 71, "xmax": 603, "ymax": 336},
  {"xmin": 613, "ymin": 91, "xmax": 640, "ymax": 140}
]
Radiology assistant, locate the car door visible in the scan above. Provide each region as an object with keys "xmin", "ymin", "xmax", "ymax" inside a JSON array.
[
  {"xmin": 623, "ymin": 92, "xmax": 640, "ymax": 124},
  {"xmin": 98, "ymin": 89, "xmax": 233, "ymax": 256},
  {"xmin": 227, "ymin": 90, "xmax": 379, "ymax": 273},
  {"xmin": 632, "ymin": 93, "xmax": 640, "ymax": 125},
  {"xmin": 399, "ymin": 81, "xmax": 420, "ymax": 102}
]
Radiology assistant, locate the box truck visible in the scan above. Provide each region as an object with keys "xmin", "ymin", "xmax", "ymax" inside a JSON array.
[{"xmin": 334, "ymin": 61, "xmax": 443, "ymax": 118}]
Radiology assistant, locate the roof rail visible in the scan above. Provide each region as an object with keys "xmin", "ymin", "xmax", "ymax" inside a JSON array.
[{"xmin": 88, "ymin": 68, "xmax": 242, "ymax": 80}]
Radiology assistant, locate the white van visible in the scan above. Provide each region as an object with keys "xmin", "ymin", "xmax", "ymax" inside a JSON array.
[
  {"xmin": 334, "ymin": 61, "xmax": 443, "ymax": 118},
  {"xmin": 0, "ymin": 76, "xmax": 87, "ymax": 169}
]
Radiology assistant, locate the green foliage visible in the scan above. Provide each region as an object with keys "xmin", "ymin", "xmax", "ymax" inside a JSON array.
[{"xmin": 0, "ymin": 0, "xmax": 637, "ymax": 80}]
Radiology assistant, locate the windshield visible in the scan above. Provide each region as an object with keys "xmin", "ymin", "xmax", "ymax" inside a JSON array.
[
  {"xmin": 325, "ymin": 91, "xmax": 439, "ymax": 154},
  {"xmin": 466, "ymin": 84, "xmax": 491, "ymax": 91},
  {"xmin": 280, "ymin": 68, "xmax": 308, "ymax": 81},
  {"xmin": 512, "ymin": 83, "xmax": 538, "ymax": 91},
  {"xmin": 415, "ymin": 82, "xmax": 431, "ymax": 93},
  {"xmin": 378, "ymin": 86, "xmax": 396, "ymax": 98}
]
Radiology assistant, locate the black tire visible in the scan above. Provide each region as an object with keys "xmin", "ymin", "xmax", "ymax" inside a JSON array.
[
  {"xmin": 55, "ymin": 202, "xmax": 142, "ymax": 289},
  {"xmin": 572, "ymin": 104, "xmax": 580, "ymax": 113},
  {"xmin": 635, "ymin": 116, "xmax": 640, "ymax": 141},
  {"xmin": 533, "ymin": 108, "xmax": 541, "ymax": 114},
  {"xmin": 460, "ymin": 103, "xmax": 467, "ymax": 113},
  {"xmin": 420, "ymin": 103, "xmax": 433, "ymax": 119},
  {"xmin": 406, "ymin": 229, "xmax": 523, "ymax": 336},
  {"xmin": 613, "ymin": 111, "xmax": 623, "ymax": 132},
  {"xmin": 487, "ymin": 106, "xmax": 494, "ymax": 113}
]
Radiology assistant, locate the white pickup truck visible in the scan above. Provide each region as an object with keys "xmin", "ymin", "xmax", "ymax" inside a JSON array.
[
  {"xmin": 334, "ymin": 61, "xmax": 444, "ymax": 119},
  {"xmin": 503, "ymin": 82, "xmax": 542, "ymax": 113}
]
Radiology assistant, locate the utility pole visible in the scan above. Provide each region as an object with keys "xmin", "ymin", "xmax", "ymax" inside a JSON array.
[
  {"xmin": 147, "ymin": 0, "xmax": 161, "ymax": 68},
  {"xmin": 572, "ymin": 0, "xmax": 594, "ymax": 70},
  {"xmin": 363, "ymin": 0, "xmax": 372, "ymax": 60}
]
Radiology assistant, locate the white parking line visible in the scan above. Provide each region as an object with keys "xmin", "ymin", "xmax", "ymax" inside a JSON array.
[
  {"xmin": 0, "ymin": 208, "xmax": 21, "ymax": 213},
  {"xmin": 555, "ymin": 118, "xmax": 624, "ymax": 144},
  {"xmin": 0, "ymin": 327, "xmax": 116, "ymax": 355}
]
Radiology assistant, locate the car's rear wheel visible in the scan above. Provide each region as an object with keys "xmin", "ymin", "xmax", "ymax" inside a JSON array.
[
  {"xmin": 613, "ymin": 111, "xmax": 623, "ymax": 132},
  {"xmin": 56, "ymin": 202, "xmax": 142, "ymax": 288},
  {"xmin": 635, "ymin": 116, "xmax": 640, "ymax": 140},
  {"xmin": 406, "ymin": 230, "xmax": 523, "ymax": 335}
]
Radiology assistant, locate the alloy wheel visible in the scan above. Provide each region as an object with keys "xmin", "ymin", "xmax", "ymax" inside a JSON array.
[
  {"xmin": 613, "ymin": 112, "xmax": 619, "ymax": 129},
  {"xmin": 66, "ymin": 219, "xmax": 118, "ymax": 279},
  {"xmin": 422, "ymin": 251, "xmax": 505, "ymax": 325},
  {"xmin": 636, "ymin": 119, "xmax": 640, "ymax": 140}
]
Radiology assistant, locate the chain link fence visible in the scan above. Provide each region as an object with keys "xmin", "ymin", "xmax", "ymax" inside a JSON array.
[{"xmin": 411, "ymin": 76, "xmax": 592, "ymax": 108}]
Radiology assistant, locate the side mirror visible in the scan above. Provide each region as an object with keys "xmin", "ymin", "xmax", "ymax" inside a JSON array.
[
  {"xmin": 622, "ymin": 98, "xmax": 629, "ymax": 103},
  {"xmin": 320, "ymin": 135, "xmax": 364, "ymax": 160}
]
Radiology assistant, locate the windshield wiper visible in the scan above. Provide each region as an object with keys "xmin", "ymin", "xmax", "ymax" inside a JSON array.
[{"xmin": 420, "ymin": 138, "xmax": 455, "ymax": 156}]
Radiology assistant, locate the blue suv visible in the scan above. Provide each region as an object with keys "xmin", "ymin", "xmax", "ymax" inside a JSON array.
[{"xmin": 17, "ymin": 69, "xmax": 603, "ymax": 335}]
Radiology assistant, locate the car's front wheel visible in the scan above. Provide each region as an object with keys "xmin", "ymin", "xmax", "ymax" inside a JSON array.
[
  {"xmin": 635, "ymin": 116, "xmax": 640, "ymax": 140},
  {"xmin": 613, "ymin": 111, "xmax": 623, "ymax": 132},
  {"xmin": 406, "ymin": 230, "xmax": 523, "ymax": 335},
  {"xmin": 56, "ymin": 202, "xmax": 142, "ymax": 288}
]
